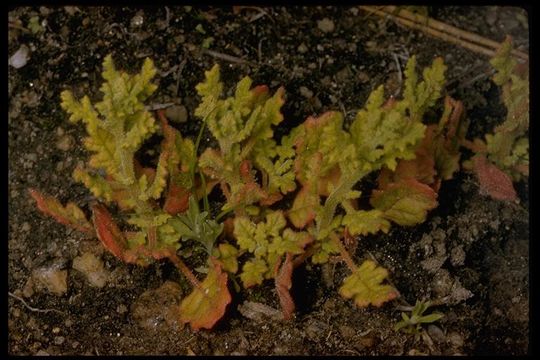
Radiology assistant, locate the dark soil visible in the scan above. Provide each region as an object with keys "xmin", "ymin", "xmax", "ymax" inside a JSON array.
[{"xmin": 8, "ymin": 6, "xmax": 529, "ymax": 355}]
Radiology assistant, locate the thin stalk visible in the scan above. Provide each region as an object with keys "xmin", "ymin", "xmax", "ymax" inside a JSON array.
[
  {"xmin": 216, "ymin": 208, "xmax": 233, "ymax": 222},
  {"xmin": 199, "ymin": 170, "xmax": 210, "ymax": 213},
  {"xmin": 330, "ymin": 232, "xmax": 357, "ymax": 272},
  {"xmin": 168, "ymin": 253, "xmax": 203, "ymax": 291}
]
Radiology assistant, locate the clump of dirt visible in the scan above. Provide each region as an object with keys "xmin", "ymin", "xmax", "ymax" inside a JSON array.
[{"xmin": 8, "ymin": 6, "xmax": 528, "ymax": 355}]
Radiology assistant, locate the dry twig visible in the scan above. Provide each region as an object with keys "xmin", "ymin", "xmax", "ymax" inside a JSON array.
[{"xmin": 359, "ymin": 6, "xmax": 528, "ymax": 61}]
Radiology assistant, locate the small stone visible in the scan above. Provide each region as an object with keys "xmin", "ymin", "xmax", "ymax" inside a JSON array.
[
  {"xmin": 52, "ymin": 327, "xmax": 61, "ymax": 334},
  {"xmin": 356, "ymin": 335, "xmax": 377, "ymax": 349},
  {"xmin": 297, "ymin": 43, "xmax": 308, "ymax": 54},
  {"xmin": 117, "ymin": 304, "xmax": 128, "ymax": 314},
  {"xmin": 39, "ymin": 6, "xmax": 52, "ymax": 16},
  {"xmin": 357, "ymin": 71, "xmax": 370, "ymax": 83},
  {"xmin": 447, "ymin": 331, "xmax": 464, "ymax": 347},
  {"xmin": 450, "ymin": 245, "xmax": 466, "ymax": 267},
  {"xmin": 56, "ymin": 135, "xmax": 73, "ymax": 152},
  {"xmin": 55, "ymin": 161, "xmax": 65, "ymax": 172},
  {"xmin": 11, "ymin": 189, "xmax": 19, "ymax": 198},
  {"xmin": 299, "ymin": 86, "xmax": 313, "ymax": 99},
  {"xmin": 35, "ymin": 350, "xmax": 49, "ymax": 356},
  {"xmin": 21, "ymin": 222, "xmax": 31, "ymax": 232},
  {"xmin": 64, "ymin": 6, "xmax": 80, "ymax": 16},
  {"xmin": 131, "ymin": 14, "xmax": 144, "ymax": 28},
  {"xmin": 72, "ymin": 252, "xmax": 109, "ymax": 288},
  {"xmin": 32, "ymin": 265, "xmax": 68, "ymax": 296},
  {"xmin": 54, "ymin": 336, "xmax": 65, "ymax": 345},
  {"xmin": 427, "ymin": 325, "xmax": 445, "ymax": 343},
  {"xmin": 317, "ymin": 18, "xmax": 335, "ymax": 33},
  {"xmin": 338, "ymin": 325, "xmax": 356, "ymax": 339},
  {"xmin": 22, "ymin": 278, "xmax": 34, "ymax": 298},
  {"xmin": 165, "ymin": 105, "xmax": 188, "ymax": 123},
  {"xmin": 27, "ymin": 153, "xmax": 38, "ymax": 162},
  {"xmin": 9, "ymin": 45, "xmax": 30, "ymax": 69}
]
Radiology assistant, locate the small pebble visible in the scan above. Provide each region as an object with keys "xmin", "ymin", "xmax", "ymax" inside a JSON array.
[
  {"xmin": 317, "ymin": 18, "xmax": 335, "ymax": 33},
  {"xmin": 427, "ymin": 324, "xmax": 445, "ymax": 343},
  {"xmin": 21, "ymin": 222, "xmax": 31, "ymax": 232},
  {"xmin": 297, "ymin": 43, "xmax": 308, "ymax": 54},
  {"xmin": 131, "ymin": 14, "xmax": 144, "ymax": 28},
  {"xmin": 56, "ymin": 135, "xmax": 73, "ymax": 152},
  {"xmin": 9, "ymin": 45, "xmax": 30, "ymax": 69},
  {"xmin": 299, "ymin": 86, "xmax": 313, "ymax": 99},
  {"xmin": 72, "ymin": 252, "xmax": 109, "ymax": 288},
  {"xmin": 32, "ymin": 265, "xmax": 68, "ymax": 296},
  {"xmin": 165, "ymin": 105, "xmax": 188, "ymax": 123}
]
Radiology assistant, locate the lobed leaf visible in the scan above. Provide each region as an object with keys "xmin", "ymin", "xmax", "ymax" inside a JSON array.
[
  {"xmin": 342, "ymin": 209, "xmax": 391, "ymax": 236},
  {"xmin": 339, "ymin": 260, "xmax": 398, "ymax": 307},
  {"xmin": 29, "ymin": 189, "xmax": 94, "ymax": 234},
  {"xmin": 370, "ymin": 178, "xmax": 438, "ymax": 226},
  {"xmin": 179, "ymin": 260, "xmax": 231, "ymax": 331}
]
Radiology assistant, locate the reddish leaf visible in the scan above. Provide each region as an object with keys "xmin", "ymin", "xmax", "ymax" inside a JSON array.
[
  {"xmin": 91, "ymin": 203, "xmax": 129, "ymax": 261},
  {"xmin": 473, "ymin": 155, "xmax": 517, "ymax": 201},
  {"xmin": 163, "ymin": 183, "xmax": 191, "ymax": 215},
  {"xmin": 28, "ymin": 189, "xmax": 94, "ymax": 234},
  {"xmin": 274, "ymin": 253, "xmax": 295, "ymax": 320},
  {"xmin": 288, "ymin": 185, "xmax": 319, "ymax": 229},
  {"xmin": 179, "ymin": 259, "xmax": 231, "ymax": 331}
]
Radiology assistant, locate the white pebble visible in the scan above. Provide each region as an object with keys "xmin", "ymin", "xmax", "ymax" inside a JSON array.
[{"xmin": 9, "ymin": 45, "xmax": 30, "ymax": 69}]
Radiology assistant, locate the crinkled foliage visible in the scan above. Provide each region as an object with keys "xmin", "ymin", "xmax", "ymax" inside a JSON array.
[
  {"xmin": 339, "ymin": 260, "xmax": 398, "ymax": 308},
  {"xmin": 195, "ymin": 65, "xmax": 295, "ymax": 214},
  {"xmin": 233, "ymin": 211, "xmax": 311, "ymax": 288},
  {"xmin": 474, "ymin": 37, "xmax": 528, "ymax": 183},
  {"xmin": 179, "ymin": 260, "xmax": 231, "ymax": 331},
  {"xmin": 31, "ymin": 51, "xmax": 470, "ymax": 329}
]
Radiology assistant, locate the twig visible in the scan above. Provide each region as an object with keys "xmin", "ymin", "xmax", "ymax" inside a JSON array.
[
  {"xmin": 384, "ymin": 5, "xmax": 528, "ymax": 60},
  {"xmin": 201, "ymin": 49, "xmax": 257, "ymax": 66},
  {"xmin": 8, "ymin": 292, "xmax": 65, "ymax": 315},
  {"xmin": 359, "ymin": 6, "xmax": 528, "ymax": 62}
]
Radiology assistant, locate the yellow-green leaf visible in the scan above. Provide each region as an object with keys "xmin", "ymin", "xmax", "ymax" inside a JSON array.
[
  {"xmin": 29, "ymin": 189, "xmax": 93, "ymax": 234},
  {"xmin": 214, "ymin": 243, "xmax": 239, "ymax": 274},
  {"xmin": 370, "ymin": 179, "xmax": 438, "ymax": 226},
  {"xmin": 179, "ymin": 261, "xmax": 231, "ymax": 331},
  {"xmin": 342, "ymin": 209, "xmax": 391, "ymax": 236},
  {"xmin": 240, "ymin": 258, "xmax": 268, "ymax": 288},
  {"xmin": 339, "ymin": 260, "xmax": 398, "ymax": 307}
]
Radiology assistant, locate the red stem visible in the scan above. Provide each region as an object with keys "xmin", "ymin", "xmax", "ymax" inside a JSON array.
[
  {"xmin": 168, "ymin": 253, "xmax": 203, "ymax": 290},
  {"xmin": 330, "ymin": 233, "xmax": 357, "ymax": 272}
]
